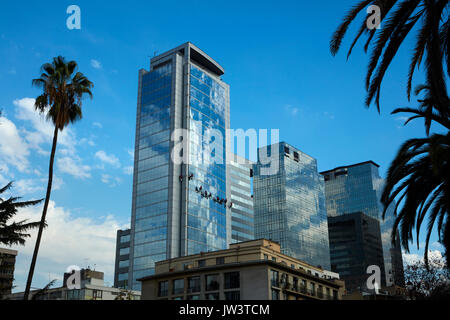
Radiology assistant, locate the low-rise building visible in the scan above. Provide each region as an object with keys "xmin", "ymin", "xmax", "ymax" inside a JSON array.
[
  {"xmin": 0, "ymin": 248, "xmax": 18, "ymax": 298},
  {"xmin": 139, "ymin": 239, "xmax": 345, "ymax": 300},
  {"xmin": 8, "ymin": 268, "xmax": 141, "ymax": 300}
]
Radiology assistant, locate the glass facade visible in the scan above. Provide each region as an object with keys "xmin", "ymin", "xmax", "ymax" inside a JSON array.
[
  {"xmin": 254, "ymin": 142, "xmax": 331, "ymax": 270},
  {"xmin": 321, "ymin": 161, "xmax": 405, "ymax": 287},
  {"xmin": 129, "ymin": 43, "xmax": 230, "ymax": 291},
  {"xmin": 187, "ymin": 64, "xmax": 228, "ymax": 254},
  {"xmin": 131, "ymin": 62, "xmax": 172, "ymax": 289},
  {"xmin": 228, "ymin": 155, "xmax": 254, "ymax": 243},
  {"xmin": 328, "ymin": 212, "xmax": 386, "ymax": 293}
]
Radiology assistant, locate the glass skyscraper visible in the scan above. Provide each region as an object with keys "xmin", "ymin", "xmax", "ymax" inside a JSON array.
[
  {"xmin": 129, "ymin": 43, "xmax": 231, "ymax": 290},
  {"xmin": 327, "ymin": 212, "xmax": 386, "ymax": 293},
  {"xmin": 253, "ymin": 142, "xmax": 331, "ymax": 270},
  {"xmin": 321, "ymin": 161, "xmax": 405, "ymax": 287},
  {"xmin": 228, "ymin": 153, "xmax": 254, "ymax": 243}
]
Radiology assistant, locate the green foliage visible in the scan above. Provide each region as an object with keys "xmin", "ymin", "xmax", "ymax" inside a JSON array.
[
  {"xmin": 404, "ymin": 253, "xmax": 450, "ymax": 299},
  {"xmin": 31, "ymin": 279, "xmax": 57, "ymax": 300},
  {"xmin": 32, "ymin": 56, "xmax": 93, "ymax": 131},
  {"xmin": 0, "ymin": 182, "xmax": 43, "ymax": 246}
]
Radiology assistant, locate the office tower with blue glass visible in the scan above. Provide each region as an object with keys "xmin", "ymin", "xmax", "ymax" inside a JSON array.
[
  {"xmin": 228, "ymin": 153, "xmax": 255, "ymax": 243},
  {"xmin": 253, "ymin": 142, "xmax": 331, "ymax": 270},
  {"xmin": 129, "ymin": 43, "xmax": 231, "ymax": 290},
  {"xmin": 321, "ymin": 161, "xmax": 405, "ymax": 287},
  {"xmin": 327, "ymin": 212, "xmax": 386, "ymax": 293}
]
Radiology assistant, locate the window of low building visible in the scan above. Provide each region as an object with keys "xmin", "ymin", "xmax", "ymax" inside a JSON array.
[
  {"xmin": 173, "ymin": 279, "xmax": 185, "ymax": 295},
  {"xmin": 224, "ymin": 272, "xmax": 240, "ymax": 289},
  {"xmin": 206, "ymin": 293, "xmax": 219, "ymax": 300},
  {"xmin": 271, "ymin": 289, "xmax": 280, "ymax": 300},
  {"xmin": 188, "ymin": 276, "xmax": 201, "ymax": 293},
  {"xmin": 205, "ymin": 274, "xmax": 220, "ymax": 291},
  {"xmin": 225, "ymin": 291, "xmax": 240, "ymax": 300},
  {"xmin": 158, "ymin": 281, "xmax": 168, "ymax": 297}
]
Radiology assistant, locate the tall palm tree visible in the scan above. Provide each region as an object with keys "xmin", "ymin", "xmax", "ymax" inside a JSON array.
[
  {"xmin": 23, "ymin": 57, "xmax": 93, "ymax": 300},
  {"xmin": 0, "ymin": 182, "xmax": 42, "ymax": 246},
  {"xmin": 331, "ymin": 1, "xmax": 450, "ymax": 266},
  {"xmin": 331, "ymin": 0, "xmax": 449, "ymax": 113}
]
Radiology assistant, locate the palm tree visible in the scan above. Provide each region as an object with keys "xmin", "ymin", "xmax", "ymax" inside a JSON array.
[
  {"xmin": 383, "ymin": 88, "xmax": 449, "ymax": 266},
  {"xmin": 331, "ymin": 0, "xmax": 449, "ymax": 113},
  {"xmin": 30, "ymin": 279, "xmax": 57, "ymax": 300},
  {"xmin": 381, "ymin": 131, "xmax": 449, "ymax": 265},
  {"xmin": 23, "ymin": 57, "xmax": 93, "ymax": 300},
  {"xmin": 332, "ymin": 1, "xmax": 450, "ymax": 266},
  {"xmin": 0, "ymin": 182, "xmax": 42, "ymax": 246}
]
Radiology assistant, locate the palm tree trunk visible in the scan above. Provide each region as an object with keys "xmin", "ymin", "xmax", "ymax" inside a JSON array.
[{"xmin": 23, "ymin": 125, "xmax": 59, "ymax": 300}]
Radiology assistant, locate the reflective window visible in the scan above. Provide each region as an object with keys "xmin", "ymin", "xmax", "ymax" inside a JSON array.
[
  {"xmin": 188, "ymin": 276, "xmax": 201, "ymax": 293},
  {"xmin": 173, "ymin": 279, "xmax": 184, "ymax": 295},
  {"xmin": 158, "ymin": 281, "xmax": 168, "ymax": 297},
  {"xmin": 224, "ymin": 272, "xmax": 240, "ymax": 290},
  {"xmin": 205, "ymin": 274, "xmax": 220, "ymax": 292}
]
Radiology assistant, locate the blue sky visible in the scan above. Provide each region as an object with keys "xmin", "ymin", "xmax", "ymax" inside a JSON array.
[{"xmin": 0, "ymin": 0, "xmax": 446, "ymax": 291}]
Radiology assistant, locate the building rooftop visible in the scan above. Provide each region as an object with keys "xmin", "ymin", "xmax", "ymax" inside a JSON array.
[
  {"xmin": 0, "ymin": 248, "xmax": 18, "ymax": 256},
  {"xmin": 320, "ymin": 160, "xmax": 380, "ymax": 175},
  {"xmin": 150, "ymin": 42, "xmax": 225, "ymax": 77},
  {"xmin": 137, "ymin": 239, "xmax": 340, "ymax": 283}
]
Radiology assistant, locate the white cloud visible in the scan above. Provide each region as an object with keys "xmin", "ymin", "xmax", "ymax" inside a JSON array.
[
  {"xmin": 79, "ymin": 137, "xmax": 95, "ymax": 147},
  {"xmin": 396, "ymin": 116, "xmax": 410, "ymax": 123},
  {"xmin": 57, "ymin": 156, "xmax": 91, "ymax": 179},
  {"xmin": 431, "ymin": 241, "xmax": 444, "ymax": 250},
  {"xmin": 127, "ymin": 149, "xmax": 134, "ymax": 160},
  {"xmin": 123, "ymin": 166, "xmax": 133, "ymax": 175},
  {"xmin": 403, "ymin": 252, "xmax": 421, "ymax": 266},
  {"xmin": 101, "ymin": 174, "xmax": 122, "ymax": 187},
  {"xmin": 14, "ymin": 179, "xmax": 45, "ymax": 195},
  {"xmin": 285, "ymin": 105, "xmax": 299, "ymax": 117},
  {"xmin": 0, "ymin": 115, "xmax": 30, "ymax": 171},
  {"xmin": 10, "ymin": 200, "xmax": 126, "ymax": 291},
  {"xmin": 37, "ymin": 176, "xmax": 64, "ymax": 191},
  {"xmin": 403, "ymin": 250, "xmax": 445, "ymax": 267},
  {"xmin": 13, "ymin": 98, "xmax": 77, "ymax": 155},
  {"xmin": 95, "ymin": 150, "xmax": 120, "ymax": 168},
  {"xmin": 90, "ymin": 59, "xmax": 102, "ymax": 69},
  {"xmin": 92, "ymin": 122, "xmax": 103, "ymax": 129}
]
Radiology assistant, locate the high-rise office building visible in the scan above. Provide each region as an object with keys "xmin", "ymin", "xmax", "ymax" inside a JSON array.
[
  {"xmin": 321, "ymin": 161, "xmax": 405, "ymax": 287},
  {"xmin": 129, "ymin": 43, "xmax": 231, "ymax": 290},
  {"xmin": 327, "ymin": 212, "xmax": 386, "ymax": 293},
  {"xmin": 114, "ymin": 229, "xmax": 131, "ymax": 289},
  {"xmin": 228, "ymin": 153, "xmax": 254, "ymax": 243},
  {"xmin": 253, "ymin": 142, "xmax": 331, "ymax": 270}
]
